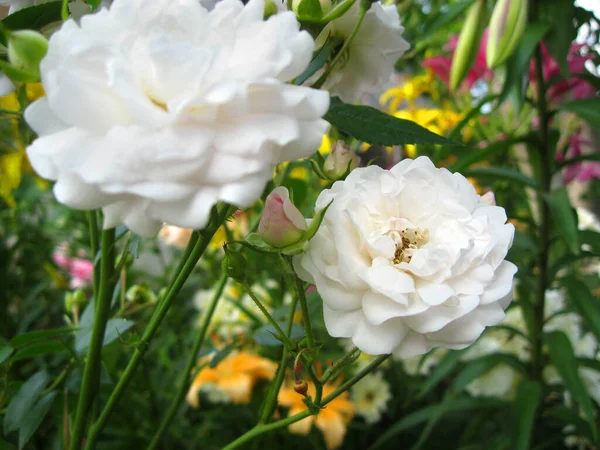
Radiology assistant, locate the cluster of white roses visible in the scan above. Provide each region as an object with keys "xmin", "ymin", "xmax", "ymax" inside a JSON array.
[{"xmin": 18, "ymin": 0, "xmax": 517, "ymax": 355}]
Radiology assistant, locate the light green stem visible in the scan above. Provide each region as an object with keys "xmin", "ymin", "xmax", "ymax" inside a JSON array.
[
  {"xmin": 69, "ymin": 228, "xmax": 115, "ymax": 450},
  {"xmin": 84, "ymin": 204, "xmax": 234, "ymax": 449},
  {"xmin": 147, "ymin": 274, "xmax": 228, "ymax": 450}
]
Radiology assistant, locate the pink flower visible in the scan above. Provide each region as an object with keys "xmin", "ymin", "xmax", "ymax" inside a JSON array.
[
  {"xmin": 562, "ymin": 132, "xmax": 600, "ymax": 183},
  {"xmin": 530, "ymin": 43, "xmax": 596, "ymax": 103},
  {"xmin": 423, "ymin": 30, "xmax": 492, "ymax": 90},
  {"xmin": 53, "ymin": 248, "xmax": 94, "ymax": 288},
  {"xmin": 258, "ymin": 187, "xmax": 307, "ymax": 248}
]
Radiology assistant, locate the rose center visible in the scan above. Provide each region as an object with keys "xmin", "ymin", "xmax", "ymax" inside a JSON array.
[{"xmin": 388, "ymin": 226, "xmax": 429, "ymax": 264}]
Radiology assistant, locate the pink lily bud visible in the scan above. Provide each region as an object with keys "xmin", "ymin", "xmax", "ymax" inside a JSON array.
[
  {"xmin": 324, "ymin": 141, "xmax": 360, "ymax": 180},
  {"xmin": 258, "ymin": 187, "xmax": 307, "ymax": 248}
]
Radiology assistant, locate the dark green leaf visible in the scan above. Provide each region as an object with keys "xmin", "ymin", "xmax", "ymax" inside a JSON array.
[
  {"xmin": 423, "ymin": 0, "xmax": 475, "ymax": 33},
  {"xmin": 0, "ymin": 2, "xmax": 62, "ymax": 46},
  {"xmin": 559, "ymin": 152, "xmax": 600, "ymax": 168},
  {"xmin": 0, "ymin": 345, "xmax": 14, "ymax": 365},
  {"xmin": 452, "ymin": 353, "xmax": 527, "ymax": 393},
  {"xmin": 295, "ymin": 36, "xmax": 342, "ymax": 86},
  {"xmin": 562, "ymin": 277, "xmax": 600, "ymax": 342},
  {"xmin": 369, "ymin": 397, "xmax": 505, "ymax": 449},
  {"xmin": 449, "ymin": 137, "xmax": 527, "ymax": 173},
  {"xmin": 4, "ymin": 371, "xmax": 49, "ymax": 434},
  {"xmin": 9, "ymin": 327, "xmax": 75, "ymax": 348},
  {"xmin": 546, "ymin": 331, "xmax": 597, "ymax": 439},
  {"xmin": 18, "ymin": 391, "xmax": 58, "ymax": 448},
  {"xmin": 11, "ymin": 341, "xmax": 67, "ymax": 361},
  {"xmin": 209, "ymin": 342, "xmax": 237, "ymax": 368},
  {"xmin": 418, "ymin": 350, "xmax": 465, "ymax": 397},
  {"xmin": 559, "ymin": 98, "xmax": 600, "ymax": 129},
  {"xmin": 540, "ymin": 0, "xmax": 576, "ymax": 76},
  {"xmin": 510, "ymin": 380, "xmax": 542, "ymax": 450},
  {"xmin": 324, "ymin": 97, "xmax": 460, "ymax": 146},
  {"xmin": 75, "ymin": 318, "xmax": 135, "ymax": 354},
  {"xmin": 461, "ymin": 166, "xmax": 540, "ymax": 189},
  {"xmin": 579, "ymin": 230, "xmax": 600, "ymax": 255},
  {"xmin": 545, "ymin": 188, "xmax": 579, "ymax": 254},
  {"xmin": 544, "ymin": 405, "xmax": 594, "ymax": 441}
]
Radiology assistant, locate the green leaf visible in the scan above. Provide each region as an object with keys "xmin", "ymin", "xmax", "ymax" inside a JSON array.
[
  {"xmin": 496, "ymin": 23, "xmax": 550, "ymax": 108},
  {"xmin": 449, "ymin": 137, "xmax": 527, "ymax": 173},
  {"xmin": 452, "ymin": 353, "xmax": 527, "ymax": 393},
  {"xmin": 559, "ymin": 98, "xmax": 600, "ymax": 129},
  {"xmin": 18, "ymin": 391, "xmax": 58, "ymax": 448},
  {"xmin": 4, "ymin": 371, "xmax": 49, "ymax": 434},
  {"xmin": 75, "ymin": 318, "xmax": 135, "ymax": 354},
  {"xmin": 510, "ymin": 380, "xmax": 542, "ymax": 450},
  {"xmin": 324, "ymin": 97, "xmax": 461, "ymax": 146},
  {"xmin": 0, "ymin": 345, "xmax": 14, "ymax": 365},
  {"xmin": 0, "ymin": 2, "xmax": 62, "ymax": 46},
  {"xmin": 540, "ymin": 0, "xmax": 576, "ymax": 76},
  {"xmin": 369, "ymin": 397, "xmax": 505, "ymax": 449},
  {"xmin": 461, "ymin": 166, "xmax": 540, "ymax": 189},
  {"xmin": 544, "ymin": 405, "xmax": 594, "ymax": 441},
  {"xmin": 423, "ymin": 0, "xmax": 475, "ymax": 33},
  {"xmin": 562, "ymin": 277, "xmax": 600, "ymax": 343},
  {"xmin": 9, "ymin": 327, "xmax": 75, "ymax": 348},
  {"xmin": 295, "ymin": 36, "xmax": 341, "ymax": 86},
  {"xmin": 545, "ymin": 331, "xmax": 597, "ymax": 440},
  {"xmin": 0, "ymin": 59, "xmax": 39, "ymax": 82},
  {"xmin": 559, "ymin": 152, "xmax": 600, "ymax": 168},
  {"xmin": 209, "ymin": 342, "xmax": 237, "ymax": 368},
  {"xmin": 418, "ymin": 349, "xmax": 465, "ymax": 397},
  {"xmin": 545, "ymin": 188, "xmax": 579, "ymax": 254},
  {"xmin": 253, "ymin": 323, "xmax": 304, "ymax": 347},
  {"xmin": 11, "ymin": 341, "xmax": 67, "ymax": 361},
  {"xmin": 579, "ymin": 230, "xmax": 600, "ymax": 255}
]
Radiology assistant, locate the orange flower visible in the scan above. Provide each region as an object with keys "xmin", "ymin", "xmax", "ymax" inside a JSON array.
[
  {"xmin": 186, "ymin": 351, "xmax": 276, "ymax": 407},
  {"xmin": 278, "ymin": 382, "xmax": 355, "ymax": 449}
]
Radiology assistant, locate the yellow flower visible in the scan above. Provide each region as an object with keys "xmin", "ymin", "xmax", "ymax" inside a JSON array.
[
  {"xmin": 319, "ymin": 134, "xmax": 332, "ymax": 155},
  {"xmin": 379, "ymin": 72, "xmax": 434, "ymax": 113},
  {"xmin": 186, "ymin": 351, "xmax": 276, "ymax": 407},
  {"xmin": 278, "ymin": 382, "xmax": 355, "ymax": 449}
]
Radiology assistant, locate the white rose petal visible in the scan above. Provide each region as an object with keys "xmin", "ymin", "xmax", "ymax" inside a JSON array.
[
  {"xmin": 25, "ymin": 0, "xmax": 329, "ymax": 236},
  {"xmin": 295, "ymin": 157, "xmax": 517, "ymax": 357},
  {"xmin": 319, "ymin": 1, "xmax": 410, "ymax": 102}
]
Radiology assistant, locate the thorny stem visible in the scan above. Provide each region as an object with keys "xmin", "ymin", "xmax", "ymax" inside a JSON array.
[
  {"xmin": 69, "ymin": 228, "xmax": 115, "ymax": 450},
  {"xmin": 321, "ymin": 346, "xmax": 361, "ymax": 385},
  {"xmin": 147, "ymin": 274, "xmax": 228, "ymax": 450},
  {"xmin": 85, "ymin": 204, "xmax": 234, "ymax": 449}
]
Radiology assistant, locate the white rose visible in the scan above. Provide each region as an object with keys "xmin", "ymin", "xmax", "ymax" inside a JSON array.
[
  {"xmin": 25, "ymin": 0, "xmax": 329, "ymax": 236},
  {"xmin": 318, "ymin": 1, "xmax": 410, "ymax": 102},
  {"xmin": 294, "ymin": 157, "xmax": 517, "ymax": 358}
]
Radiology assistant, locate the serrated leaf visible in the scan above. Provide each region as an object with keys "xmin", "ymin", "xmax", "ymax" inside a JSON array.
[
  {"xmin": 0, "ymin": 2, "xmax": 62, "ymax": 45},
  {"xmin": 324, "ymin": 97, "xmax": 460, "ymax": 146},
  {"xmin": 18, "ymin": 391, "xmax": 58, "ymax": 448},
  {"xmin": 510, "ymin": 380, "xmax": 542, "ymax": 450},
  {"xmin": 559, "ymin": 98, "xmax": 600, "ymax": 129},
  {"xmin": 562, "ymin": 277, "xmax": 600, "ymax": 343},
  {"xmin": 369, "ymin": 397, "xmax": 505, "ymax": 450},
  {"xmin": 545, "ymin": 188, "xmax": 579, "ymax": 254},
  {"xmin": 11, "ymin": 341, "xmax": 67, "ymax": 361},
  {"xmin": 461, "ymin": 166, "xmax": 540, "ymax": 189},
  {"xmin": 9, "ymin": 327, "xmax": 75, "ymax": 348},
  {"xmin": 4, "ymin": 371, "xmax": 49, "ymax": 434},
  {"xmin": 546, "ymin": 331, "xmax": 597, "ymax": 440},
  {"xmin": 245, "ymin": 232, "xmax": 277, "ymax": 252}
]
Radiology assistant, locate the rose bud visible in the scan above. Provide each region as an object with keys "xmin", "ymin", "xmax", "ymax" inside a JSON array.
[
  {"xmin": 324, "ymin": 140, "xmax": 360, "ymax": 181},
  {"xmin": 258, "ymin": 187, "xmax": 307, "ymax": 248}
]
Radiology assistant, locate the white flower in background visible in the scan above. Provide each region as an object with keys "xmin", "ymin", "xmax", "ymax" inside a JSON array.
[
  {"xmin": 577, "ymin": 207, "xmax": 600, "ymax": 232},
  {"xmin": 318, "ymin": 1, "xmax": 410, "ymax": 102},
  {"xmin": 465, "ymin": 364, "xmax": 519, "ymax": 399},
  {"xmin": 25, "ymin": 0, "xmax": 329, "ymax": 236},
  {"xmin": 0, "ymin": 74, "xmax": 14, "ymax": 97},
  {"xmin": 351, "ymin": 371, "xmax": 391, "ymax": 424},
  {"xmin": 294, "ymin": 157, "xmax": 517, "ymax": 358}
]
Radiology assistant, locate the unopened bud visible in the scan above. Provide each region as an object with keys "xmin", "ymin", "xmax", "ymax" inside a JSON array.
[
  {"xmin": 64, "ymin": 289, "xmax": 87, "ymax": 313},
  {"xmin": 264, "ymin": 0, "xmax": 280, "ymax": 18},
  {"xmin": 8, "ymin": 30, "xmax": 48, "ymax": 76},
  {"xmin": 324, "ymin": 141, "xmax": 360, "ymax": 181},
  {"xmin": 486, "ymin": 0, "xmax": 528, "ymax": 69},
  {"xmin": 450, "ymin": 0, "xmax": 487, "ymax": 91},
  {"xmin": 294, "ymin": 379, "xmax": 309, "ymax": 396},
  {"xmin": 222, "ymin": 245, "xmax": 247, "ymax": 281},
  {"xmin": 125, "ymin": 284, "xmax": 157, "ymax": 304},
  {"xmin": 292, "ymin": 0, "xmax": 323, "ymax": 22},
  {"xmin": 258, "ymin": 187, "xmax": 307, "ymax": 248}
]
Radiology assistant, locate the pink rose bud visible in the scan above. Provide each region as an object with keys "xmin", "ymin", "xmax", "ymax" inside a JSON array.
[
  {"xmin": 324, "ymin": 141, "xmax": 360, "ymax": 180},
  {"xmin": 480, "ymin": 191, "xmax": 496, "ymax": 206},
  {"xmin": 258, "ymin": 187, "xmax": 307, "ymax": 248}
]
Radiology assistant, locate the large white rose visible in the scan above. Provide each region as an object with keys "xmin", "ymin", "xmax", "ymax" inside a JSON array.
[
  {"xmin": 25, "ymin": 0, "xmax": 329, "ymax": 236},
  {"xmin": 319, "ymin": 1, "xmax": 410, "ymax": 102},
  {"xmin": 294, "ymin": 157, "xmax": 517, "ymax": 358}
]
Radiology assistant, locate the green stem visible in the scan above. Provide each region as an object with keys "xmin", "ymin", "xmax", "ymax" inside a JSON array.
[
  {"xmin": 69, "ymin": 228, "xmax": 115, "ymax": 450},
  {"xmin": 85, "ymin": 204, "xmax": 234, "ymax": 450},
  {"xmin": 530, "ymin": 45, "xmax": 552, "ymax": 383},
  {"xmin": 311, "ymin": 1, "xmax": 370, "ymax": 89},
  {"xmin": 241, "ymin": 281, "xmax": 294, "ymax": 349},
  {"xmin": 223, "ymin": 354, "xmax": 389, "ymax": 450},
  {"xmin": 281, "ymin": 256, "xmax": 314, "ymax": 349},
  {"xmin": 321, "ymin": 346, "xmax": 361, "ymax": 385},
  {"xmin": 147, "ymin": 274, "xmax": 228, "ymax": 450},
  {"xmin": 258, "ymin": 294, "xmax": 298, "ymax": 424},
  {"xmin": 86, "ymin": 211, "xmax": 100, "ymax": 294}
]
